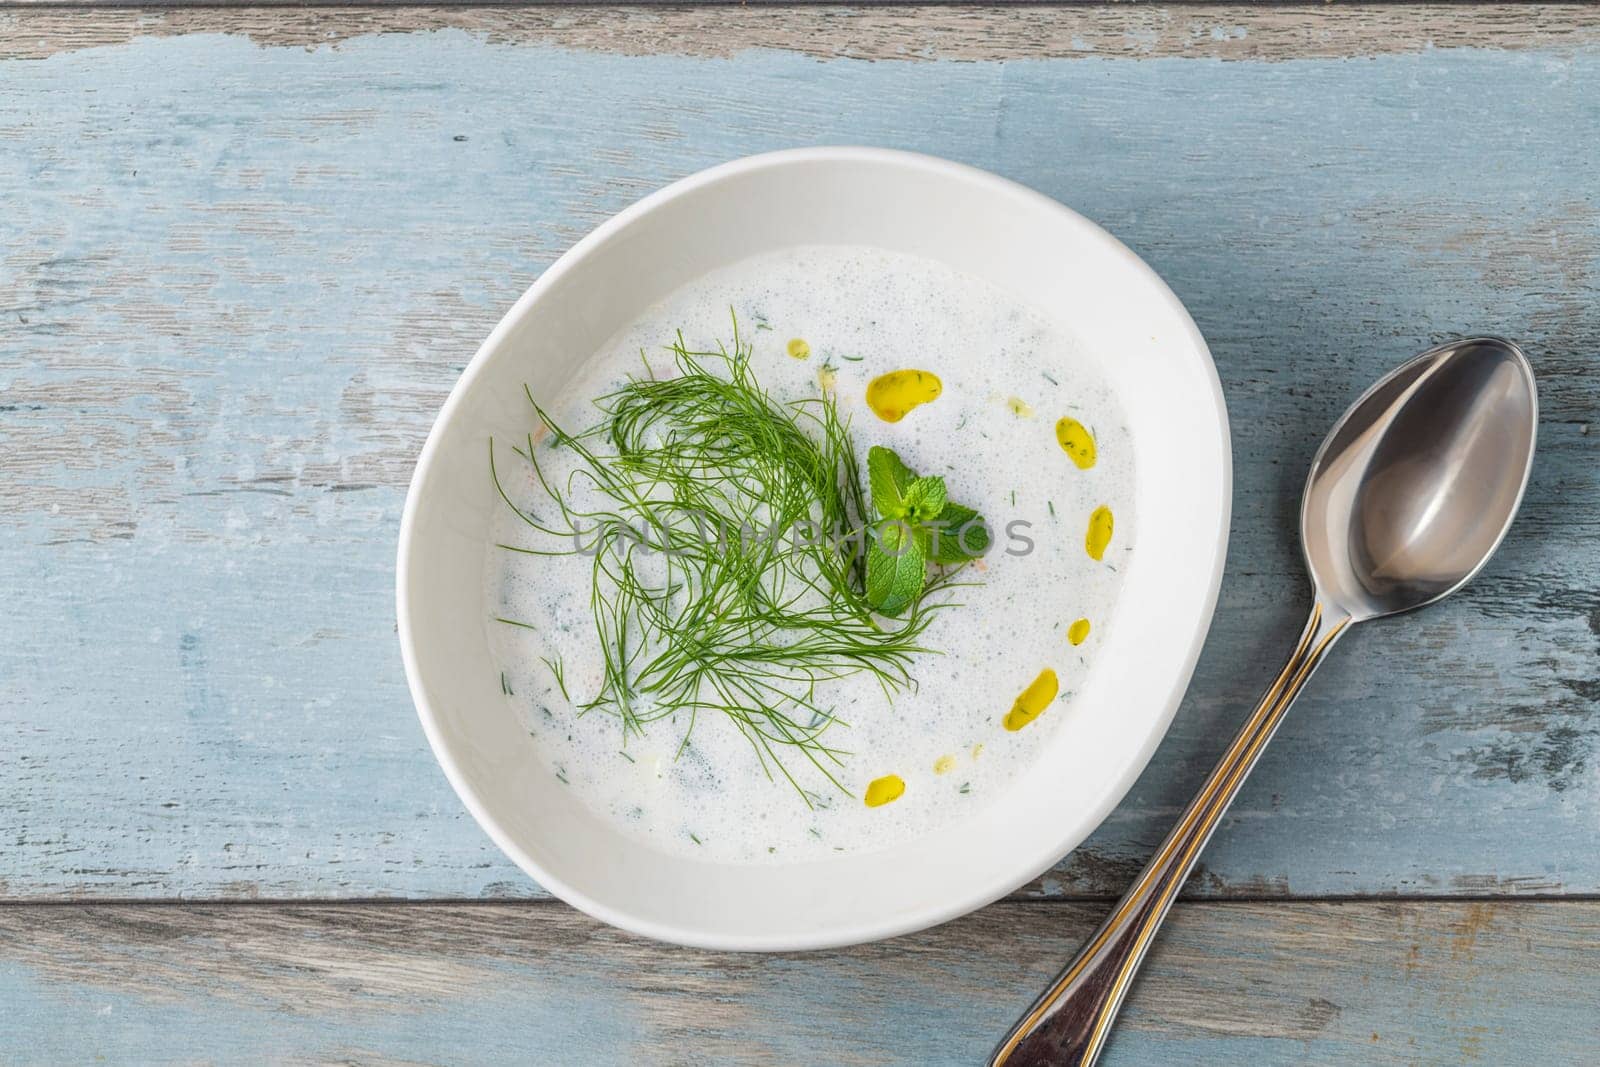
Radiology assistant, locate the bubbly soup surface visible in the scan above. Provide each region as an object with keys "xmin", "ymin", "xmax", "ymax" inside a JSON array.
[{"xmin": 486, "ymin": 245, "xmax": 1136, "ymax": 863}]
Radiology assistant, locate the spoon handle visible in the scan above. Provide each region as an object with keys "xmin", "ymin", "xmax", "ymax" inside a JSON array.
[{"xmin": 989, "ymin": 601, "xmax": 1352, "ymax": 1067}]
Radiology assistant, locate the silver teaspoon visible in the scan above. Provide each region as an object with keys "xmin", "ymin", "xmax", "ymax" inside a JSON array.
[{"xmin": 991, "ymin": 337, "xmax": 1538, "ymax": 1067}]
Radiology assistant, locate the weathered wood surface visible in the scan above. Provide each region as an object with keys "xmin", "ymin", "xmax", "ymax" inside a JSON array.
[
  {"xmin": 6, "ymin": 6, "xmax": 1600, "ymax": 62},
  {"xmin": 0, "ymin": 900, "xmax": 1596, "ymax": 1064},
  {"xmin": 2, "ymin": 7, "xmax": 1597, "ymax": 906}
]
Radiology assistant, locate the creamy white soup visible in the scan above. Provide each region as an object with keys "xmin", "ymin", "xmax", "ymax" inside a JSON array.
[{"xmin": 485, "ymin": 244, "xmax": 1135, "ymax": 863}]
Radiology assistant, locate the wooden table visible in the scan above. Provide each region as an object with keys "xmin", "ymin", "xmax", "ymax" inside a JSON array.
[{"xmin": 4, "ymin": 5, "xmax": 1597, "ymax": 1063}]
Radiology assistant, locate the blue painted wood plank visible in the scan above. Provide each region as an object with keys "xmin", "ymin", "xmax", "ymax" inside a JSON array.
[
  {"xmin": 1, "ymin": 17, "xmax": 1597, "ymax": 900},
  {"xmin": 1, "ymin": 901, "xmax": 1597, "ymax": 1065}
]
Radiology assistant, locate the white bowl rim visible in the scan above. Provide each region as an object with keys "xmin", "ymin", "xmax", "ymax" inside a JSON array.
[{"xmin": 397, "ymin": 146, "xmax": 1232, "ymax": 950}]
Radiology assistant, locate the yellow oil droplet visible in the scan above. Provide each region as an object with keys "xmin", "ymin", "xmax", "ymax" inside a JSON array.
[
  {"xmin": 787, "ymin": 338, "xmax": 811, "ymax": 360},
  {"xmin": 933, "ymin": 754, "xmax": 956, "ymax": 776},
  {"xmin": 1055, "ymin": 417, "xmax": 1097, "ymax": 470},
  {"xmin": 866, "ymin": 369, "xmax": 942, "ymax": 423},
  {"xmin": 971, "ymin": 743, "xmax": 984, "ymax": 760},
  {"xmin": 1085, "ymin": 505, "xmax": 1114, "ymax": 561},
  {"xmin": 1007, "ymin": 396, "xmax": 1035, "ymax": 418},
  {"xmin": 1004, "ymin": 669, "xmax": 1059, "ymax": 732},
  {"xmin": 1067, "ymin": 618, "xmax": 1091, "ymax": 646},
  {"xmin": 817, "ymin": 364, "xmax": 837, "ymax": 393},
  {"xmin": 864, "ymin": 774, "xmax": 906, "ymax": 807}
]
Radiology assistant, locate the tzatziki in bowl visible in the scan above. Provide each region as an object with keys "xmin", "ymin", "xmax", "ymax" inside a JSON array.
[{"xmin": 397, "ymin": 148, "xmax": 1230, "ymax": 949}]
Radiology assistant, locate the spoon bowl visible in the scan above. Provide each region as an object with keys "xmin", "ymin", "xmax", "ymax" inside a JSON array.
[{"xmin": 1302, "ymin": 337, "xmax": 1538, "ymax": 622}]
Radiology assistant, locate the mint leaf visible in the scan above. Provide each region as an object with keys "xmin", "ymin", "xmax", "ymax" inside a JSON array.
[
  {"xmin": 866, "ymin": 520, "xmax": 926, "ymax": 616},
  {"xmin": 927, "ymin": 502, "xmax": 991, "ymax": 564},
  {"xmin": 868, "ymin": 445, "xmax": 917, "ymax": 518},
  {"xmin": 901, "ymin": 476, "xmax": 947, "ymax": 521},
  {"xmin": 862, "ymin": 445, "xmax": 986, "ymax": 610}
]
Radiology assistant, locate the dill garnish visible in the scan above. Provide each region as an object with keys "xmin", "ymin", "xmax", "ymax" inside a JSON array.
[
  {"xmin": 540, "ymin": 654, "xmax": 570, "ymax": 703},
  {"xmin": 493, "ymin": 318, "xmax": 955, "ymax": 800}
]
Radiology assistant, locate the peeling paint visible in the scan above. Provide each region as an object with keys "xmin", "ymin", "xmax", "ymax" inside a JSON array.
[{"xmin": 3, "ymin": 7, "xmax": 1600, "ymax": 65}]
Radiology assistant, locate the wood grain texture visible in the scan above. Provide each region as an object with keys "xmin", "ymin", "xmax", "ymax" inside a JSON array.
[
  {"xmin": 1, "ymin": 900, "xmax": 1597, "ymax": 1064},
  {"xmin": 6, "ymin": 6, "xmax": 1600, "ymax": 63},
  {"xmin": 2, "ymin": 9, "xmax": 1597, "ymax": 904}
]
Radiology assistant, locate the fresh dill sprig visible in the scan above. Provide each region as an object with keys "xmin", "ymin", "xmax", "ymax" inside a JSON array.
[
  {"xmin": 493, "ymin": 317, "xmax": 954, "ymax": 801},
  {"xmin": 540, "ymin": 653, "xmax": 570, "ymax": 703}
]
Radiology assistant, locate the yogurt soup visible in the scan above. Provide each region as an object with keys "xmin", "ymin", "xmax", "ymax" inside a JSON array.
[{"xmin": 486, "ymin": 244, "xmax": 1135, "ymax": 863}]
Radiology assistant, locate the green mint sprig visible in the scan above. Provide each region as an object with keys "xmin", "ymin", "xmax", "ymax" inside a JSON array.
[{"xmin": 864, "ymin": 445, "xmax": 990, "ymax": 615}]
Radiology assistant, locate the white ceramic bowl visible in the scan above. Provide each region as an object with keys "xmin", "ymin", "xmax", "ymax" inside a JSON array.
[{"xmin": 397, "ymin": 147, "xmax": 1230, "ymax": 950}]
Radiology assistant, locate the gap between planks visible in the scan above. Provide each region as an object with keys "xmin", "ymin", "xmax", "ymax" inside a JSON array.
[
  {"xmin": 3, "ymin": 5, "xmax": 1600, "ymax": 63},
  {"xmin": 3, "ymin": 893, "xmax": 1600, "ymax": 906}
]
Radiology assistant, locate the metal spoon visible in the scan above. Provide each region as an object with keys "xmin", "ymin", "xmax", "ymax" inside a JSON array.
[{"xmin": 990, "ymin": 337, "xmax": 1538, "ymax": 1067}]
